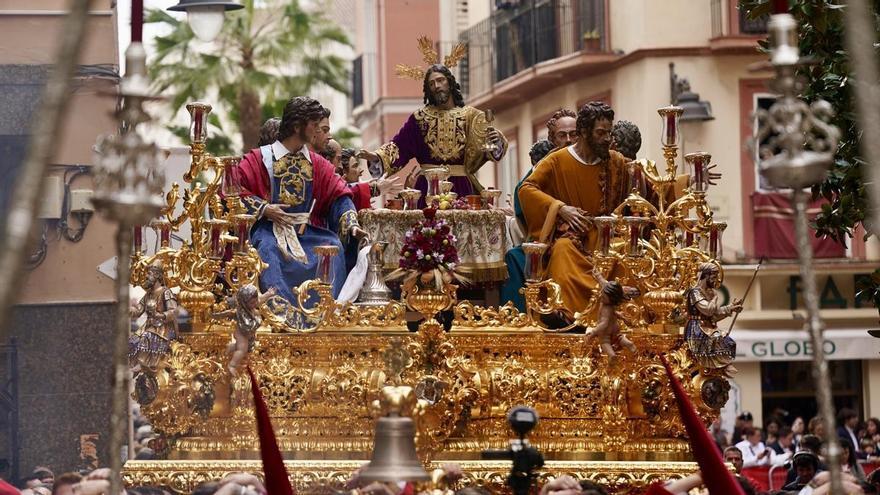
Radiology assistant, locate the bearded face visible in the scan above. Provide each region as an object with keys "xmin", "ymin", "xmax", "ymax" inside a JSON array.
[
  {"xmin": 588, "ymin": 118, "xmax": 613, "ymax": 161},
  {"xmin": 426, "ymin": 71, "xmax": 451, "ymax": 106}
]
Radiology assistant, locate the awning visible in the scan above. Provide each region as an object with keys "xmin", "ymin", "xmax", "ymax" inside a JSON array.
[{"xmin": 730, "ymin": 328, "xmax": 880, "ymax": 362}]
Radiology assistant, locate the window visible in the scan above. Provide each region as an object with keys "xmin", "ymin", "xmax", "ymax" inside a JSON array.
[
  {"xmin": 760, "ymin": 360, "xmax": 863, "ymax": 422},
  {"xmin": 753, "ymin": 93, "xmax": 777, "ymax": 192}
]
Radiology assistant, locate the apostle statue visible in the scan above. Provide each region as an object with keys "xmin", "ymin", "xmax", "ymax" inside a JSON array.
[
  {"xmin": 238, "ymin": 96, "xmax": 368, "ymax": 304},
  {"xmin": 518, "ymin": 101, "xmax": 629, "ymax": 324},
  {"xmin": 358, "ymin": 37, "xmax": 507, "ymax": 204},
  {"xmin": 129, "ymin": 260, "xmax": 178, "ymax": 370},
  {"xmin": 685, "ymin": 263, "xmax": 742, "ymax": 376}
]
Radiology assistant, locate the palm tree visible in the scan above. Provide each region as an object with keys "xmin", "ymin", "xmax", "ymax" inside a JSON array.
[{"xmin": 147, "ymin": 0, "xmax": 351, "ymax": 153}]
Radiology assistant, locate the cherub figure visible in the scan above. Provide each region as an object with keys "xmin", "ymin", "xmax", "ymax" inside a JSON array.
[
  {"xmin": 214, "ymin": 284, "xmax": 276, "ymax": 375},
  {"xmin": 584, "ymin": 270, "xmax": 640, "ymax": 362}
]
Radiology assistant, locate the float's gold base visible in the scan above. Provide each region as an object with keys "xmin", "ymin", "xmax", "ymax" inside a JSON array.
[{"xmin": 123, "ymin": 459, "xmax": 700, "ymax": 494}]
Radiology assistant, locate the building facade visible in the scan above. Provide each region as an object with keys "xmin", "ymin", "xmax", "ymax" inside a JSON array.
[
  {"xmin": 0, "ymin": 0, "xmax": 119, "ymax": 478},
  {"xmin": 349, "ymin": 0, "xmax": 880, "ymax": 433}
]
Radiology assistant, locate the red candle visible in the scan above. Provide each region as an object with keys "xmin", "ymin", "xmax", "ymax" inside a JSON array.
[
  {"xmin": 710, "ymin": 227, "xmax": 719, "ymax": 258},
  {"xmin": 527, "ymin": 251, "xmax": 541, "ymax": 280},
  {"xmin": 601, "ymin": 223, "xmax": 611, "ymax": 254},
  {"xmin": 666, "ymin": 114, "xmax": 676, "ymax": 144},
  {"xmin": 160, "ymin": 225, "xmax": 170, "ymax": 247},
  {"xmin": 131, "ymin": 0, "xmax": 143, "ymax": 43},
  {"xmin": 210, "ymin": 225, "xmax": 222, "ymax": 258},
  {"xmin": 133, "ymin": 225, "xmax": 143, "ymax": 253},
  {"xmin": 685, "ymin": 230, "xmax": 694, "ymax": 247},
  {"xmin": 224, "ymin": 241, "xmax": 233, "ymax": 260},
  {"xmin": 772, "ymin": 0, "xmax": 789, "ymax": 14},
  {"xmin": 430, "ymin": 177, "xmax": 440, "ymax": 196},
  {"xmin": 192, "ymin": 108, "xmax": 203, "ymax": 141},
  {"xmin": 237, "ymin": 222, "xmax": 249, "ymax": 253},
  {"xmin": 318, "ymin": 254, "xmax": 332, "ymax": 283},
  {"xmin": 694, "ymin": 159, "xmax": 705, "ymax": 190},
  {"xmin": 630, "ymin": 223, "xmax": 640, "ymax": 255}
]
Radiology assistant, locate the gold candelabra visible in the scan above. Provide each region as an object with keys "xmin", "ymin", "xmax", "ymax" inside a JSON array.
[{"xmin": 131, "ymin": 102, "xmax": 265, "ymax": 331}]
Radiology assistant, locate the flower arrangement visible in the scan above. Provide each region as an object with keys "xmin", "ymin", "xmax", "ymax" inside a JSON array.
[{"xmin": 388, "ymin": 207, "xmax": 464, "ymax": 289}]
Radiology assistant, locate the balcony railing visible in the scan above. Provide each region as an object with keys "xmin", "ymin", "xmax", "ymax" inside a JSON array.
[{"xmin": 459, "ymin": 0, "xmax": 607, "ymax": 99}]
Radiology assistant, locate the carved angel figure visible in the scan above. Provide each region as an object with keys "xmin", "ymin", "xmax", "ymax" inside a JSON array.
[
  {"xmin": 213, "ymin": 284, "xmax": 276, "ymax": 375},
  {"xmin": 584, "ymin": 270, "xmax": 639, "ymax": 363}
]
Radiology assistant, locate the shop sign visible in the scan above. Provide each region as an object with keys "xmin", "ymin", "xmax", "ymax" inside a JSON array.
[{"xmin": 731, "ymin": 329, "xmax": 880, "ymax": 362}]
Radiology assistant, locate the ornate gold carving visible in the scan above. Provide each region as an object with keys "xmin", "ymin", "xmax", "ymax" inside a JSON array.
[
  {"xmin": 123, "ymin": 460, "xmax": 698, "ymax": 495},
  {"xmin": 414, "ymin": 106, "xmax": 469, "ymax": 162}
]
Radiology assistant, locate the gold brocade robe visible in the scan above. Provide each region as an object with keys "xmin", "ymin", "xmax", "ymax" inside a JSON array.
[{"xmin": 519, "ymin": 147, "xmax": 628, "ymax": 316}]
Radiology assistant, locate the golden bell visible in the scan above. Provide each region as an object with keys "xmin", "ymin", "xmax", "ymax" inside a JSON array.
[{"xmin": 359, "ymin": 415, "xmax": 430, "ymax": 483}]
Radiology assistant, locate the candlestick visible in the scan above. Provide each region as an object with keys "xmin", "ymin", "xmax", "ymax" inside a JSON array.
[
  {"xmin": 186, "ymin": 102, "xmax": 211, "ymax": 144},
  {"xmin": 708, "ymin": 222, "xmax": 727, "ymax": 259},
  {"xmin": 221, "ymin": 156, "xmax": 242, "ymax": 197},
  {"xmin": 522, "ymin": 242, "xmax": 548, "ymax": 283},
  {"xmin": 685, "ymin": 152, "xmax": 711, "ymax": 193},
  {"xmin": 624, "ymin": 216, "xmax": 648, "ymax": 257},
  {"xmin": 313, "ymin": 245, "xmax": 340, "ymax": 285},
  {"xmin": 593, "ymin": 216, "xmax": 615, "ymax": 255},
  {"xmin": 658, "ymin": 106, "xmax": 683, "ymax": 148}
]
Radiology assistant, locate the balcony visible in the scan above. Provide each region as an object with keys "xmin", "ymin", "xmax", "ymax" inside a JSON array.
[
  {"xmin": 459, "ymin": 0, "xmax": 612, "ymax": 106},
  {"xmin": 710, "ymin": 0, "xmax": 767, "ymax": 52}
]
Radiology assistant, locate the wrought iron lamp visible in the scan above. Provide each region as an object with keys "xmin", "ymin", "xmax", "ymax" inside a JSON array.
[
  {"xmin": 167, "ymin": 0, "xmax": 244, "ymax": 42},
  {"xmin": 669, "ymin": 63, "xmax": 714, "ymax": 122}
]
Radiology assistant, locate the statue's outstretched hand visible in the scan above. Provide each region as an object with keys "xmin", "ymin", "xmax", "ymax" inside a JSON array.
[{"xmin": 356, "ymin": 149, "xmax": 379, "ymax": 162}]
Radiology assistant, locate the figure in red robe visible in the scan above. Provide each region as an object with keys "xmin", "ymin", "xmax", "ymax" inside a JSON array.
[{"xmin": 237, "ymin": 96, "xmax": 366, "ymax": 306}]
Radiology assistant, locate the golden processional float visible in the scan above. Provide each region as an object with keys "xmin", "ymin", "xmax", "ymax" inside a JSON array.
[{"xmin": 121, "ymin": 101, "xmax": 737, "ymax": 494}]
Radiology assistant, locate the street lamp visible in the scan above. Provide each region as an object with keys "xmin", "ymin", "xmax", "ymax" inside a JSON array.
[
  {"xmin": 669, "ymin": 63, "xmax": 714, "ymax": 122},
  {"xmin": 167, "ymin": 0, "xmax": 244, "ymax": 42}
]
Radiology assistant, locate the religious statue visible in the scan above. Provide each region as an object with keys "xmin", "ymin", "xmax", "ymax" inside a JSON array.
[
  {"xmin": 585, "ymin": 270, "xmax": 640, "ymax": 363},
  {"xmin": 237, "ymin": 96, "xmax": 368, "ymax": 304},
  {"xmin": 518, "ymin": 101, "xmax": 629, "ymax": 323},
  {"xmin": 213, "ymin": 284, "xmax": 276, "ymax": 376},
  {"xmin": 129, "ymin": 260, "xmax": 178, "ymax": 370},
  {"xmin": 339, "ymin": 148, "xmax": 402, "ymax": 211},
  {"xmin": 684, "ymin": 262, "xmax": 743, "ymax": 376},
  {"xmin": 358, "ymin": 36, "xmax": 507, "ymax": 205},
  {"xmin": 501, "ymin": 109, "xmax": 578, "ymax": 311}
]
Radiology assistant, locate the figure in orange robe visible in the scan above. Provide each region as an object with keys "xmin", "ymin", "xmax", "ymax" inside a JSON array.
[{"xmin": 518, "ymin": 102, "xmax": 628, "ymax": 320}]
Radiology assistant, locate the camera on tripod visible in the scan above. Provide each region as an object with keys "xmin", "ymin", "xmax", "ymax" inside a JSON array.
[{"xmin": 481, "ymin": 406, "xmax": 545, "ymax": 495}]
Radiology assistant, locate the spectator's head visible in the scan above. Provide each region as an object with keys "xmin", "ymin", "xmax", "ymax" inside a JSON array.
[
  {"xmin": 808, "ymin": 416, "xmax": 827, "ymax": 439},
  {"xmin": 765, "ymin": 418, "xmax": 781, "ymax": 436},
  {"xmin": 737, "ymin": 411, "xmax": 754, "ymax": 429},
  {"xmin": 257, "ymin": 117, "xmax": 281, "ymax": 147},
  {"xmin": 546, "ymin": 109, "xmax": 577, "ymax": 149},
  {"xmin": 744, "ymin": 427, "xmax": 762, "ymax": 446},
  {"xmin": 867, "ymin": 417, "xmax": 880, "ymax": 436},
  {"xmin": 837, "ymin": 408, "xmax": 859, "ymax": 429},
  {"xmin": 791, "ymin": 450, "xmax": 819, "ymax": 483},
  {"xmin": 792, "ymin": 416, "xmax": 805, "ymax": 435},
  {"xmin": 311, "ymin": 107, "xmax": 332, "ymax": 152},
  {"xmin": 51, "ymin": 472, "xmax": 82, "ymax": 495},
  {"xmin": 319, "ymin": 139, "xmax": 343, "ymax": 169},
  {"xmin": 800, "ymin": 434, "xmax": 823, "ymax": 454},
  {"xmin": 529, "ymin": 139, "xmax": 555, "ymax": 166},
  {"xmin": 862, "ymin": 437, "xmax": 876, "ymax": 455},
  {"xmin": 723, "ymin": 445, "xmax": 744, "ymax": 473},
  {"xmin": 610, "ymin": 120, "xmax": 642, "ymax": 160},
  {"xmin": 22, "ymin": 475, "xmax": 44, "ymax": 489},
  {"xmin": 575, "ymin": 101, "xmax": 614, "ymax": 161},
  {"xmin": 839, "ymin": 436, "xmax": 857, "ymax": 466},
  {"xmin": 278, "ymin": 96, "xmax": 326, "ymax": 146},
  {"xmin": 31, "ymin": 468, "xmax": 53, "ymax": 486},
  {"xmin": 339, "ymin": 148, "xmax": 360, "ymax": 183},
  {"xmin": 778, "ymin": 426, "xmax": 794, "ymax": 448}
]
